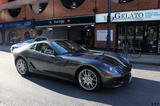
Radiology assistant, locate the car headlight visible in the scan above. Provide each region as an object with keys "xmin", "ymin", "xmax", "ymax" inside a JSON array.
[{"xmin": 103, "ymin": 63, "xmax": 120, "ymax": 76}]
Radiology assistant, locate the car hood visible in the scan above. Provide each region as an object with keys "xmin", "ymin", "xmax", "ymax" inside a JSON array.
[{"xmin": 64, "ymin": 50, "xmax": 131, "ymax": 68}]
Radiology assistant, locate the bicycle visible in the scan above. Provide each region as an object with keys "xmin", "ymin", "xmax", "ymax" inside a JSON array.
[{"xmin": 121, "ymin": 39, "xmax": 142, "ymax": 58}]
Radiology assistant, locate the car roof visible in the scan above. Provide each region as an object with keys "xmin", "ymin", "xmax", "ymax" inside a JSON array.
[{"xmin": 31, "ymin": 39, "xmax": 68, "ymax": 44}]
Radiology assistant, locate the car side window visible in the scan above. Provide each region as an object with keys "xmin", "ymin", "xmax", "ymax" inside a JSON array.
[
  {"xmin": 35, "ymin": 43, "xmax": 55, "ymax": 55},
  {"xmin": 34, "ymin": 38, "xmax": 47, "ymax": 42},
  {"xmin": 34, "ymin": 38, "xmax": 41, "ymax": 42},
  {"xmin": 30, "ymin": 44, "xmax": 37, "ymax": 50}
]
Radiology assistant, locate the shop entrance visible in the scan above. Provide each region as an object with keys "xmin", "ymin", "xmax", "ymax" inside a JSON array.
[
  {"xmin": 36, "ymin": 25, "xmax": 95, "ymax": 48},
  {"xmin": 117, "ymin": 23, "xmax": 159, "ymax": 53},
  {"xmin": 68, "ymin": 26, "xmax": 94, "ymax": 48},
  {"xmin": 144, "ymin": 25, "xmax": 159, "ymax": 53}
]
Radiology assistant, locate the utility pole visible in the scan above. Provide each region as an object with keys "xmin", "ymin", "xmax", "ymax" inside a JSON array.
[{"xmin": 106, "ymin": 0, "xmax": 111, "ymax": 51}]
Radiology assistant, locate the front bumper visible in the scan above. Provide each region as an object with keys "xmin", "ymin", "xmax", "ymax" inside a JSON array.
[{"xmin": 102, "ymin": 72, "xmax": 132, "ymax": 88}]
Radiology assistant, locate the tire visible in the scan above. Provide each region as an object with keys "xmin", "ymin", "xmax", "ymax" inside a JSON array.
[
  {"xmin": 15, "ymin": 58, "xmax": 29, "ymax": 76},
  {"xmin": 77, "ymin": 68, "xmax": 101, "ymax": 91}
]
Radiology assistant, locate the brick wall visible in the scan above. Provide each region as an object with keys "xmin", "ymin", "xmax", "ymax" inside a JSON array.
[
  {"xmin": 53, "ymin": 0, "xmax": 95, "ymax": 18},
  {"xmin": 26, "ymin": 0, "xmax": 54, "ymax": 20},
  {"xmin": 97, "ymin": 0, "xmax": 159, "ymax": 13},
  {"xmin": 0, "ymin": 0, "xmax": 159, "ymax": 22}
]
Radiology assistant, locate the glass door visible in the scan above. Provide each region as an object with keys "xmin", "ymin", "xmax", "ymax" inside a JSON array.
[
  {"xmin": 134, "ymin": 26, "xmax": 144, "ymax": 51},
  {"xmin": 158, "ymin": 25, "xmax": 160, "ymax": 54},
  {"xmin": 145, "ymin": 25, "xmax": 158, "ymax": 53}
]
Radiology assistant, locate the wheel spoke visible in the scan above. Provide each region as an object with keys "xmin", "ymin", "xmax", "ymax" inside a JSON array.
[
  {"xmin": 78, "ymin": 69, "xmax": 98, "ymax": 91},
  {"xmin": 16, "ymin": 59, "xmax": 27, "ymax": 75}
]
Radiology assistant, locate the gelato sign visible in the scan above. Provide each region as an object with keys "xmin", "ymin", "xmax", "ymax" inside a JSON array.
[
  {"xmin": 112, "ymin": 11, "xmax": 144, "ymax": 22},
  {"xmin": 96, "ymin": 9, "xmax": 160, "ymax": 23}
]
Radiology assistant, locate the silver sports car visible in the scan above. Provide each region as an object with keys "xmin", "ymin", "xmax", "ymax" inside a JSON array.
[{"xmin": 13, "ymin": 39, "xmax": 132, "ymax": 91}]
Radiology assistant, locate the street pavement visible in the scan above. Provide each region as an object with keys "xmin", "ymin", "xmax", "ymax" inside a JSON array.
[{"xmin": 0, "ymin": 51, "xmax": 160, "ymax": 106}]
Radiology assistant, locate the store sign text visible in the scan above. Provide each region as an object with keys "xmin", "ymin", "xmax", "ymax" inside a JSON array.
[
  {"xmin": 112, "ymin": 12, "xmax": 144, "ymax": 21},
  {"xmin": 96, "ymin": 9, "xmax": 160, "ymax": 23}
]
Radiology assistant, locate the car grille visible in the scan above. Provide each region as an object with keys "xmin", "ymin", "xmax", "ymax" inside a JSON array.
[
  {"xmin": 118, "ymin": 73, "xmax": 131, "ymax": 81},
  {"xmin": 117, "ymin": 65, "xmax": 132, "ymax": 74}
]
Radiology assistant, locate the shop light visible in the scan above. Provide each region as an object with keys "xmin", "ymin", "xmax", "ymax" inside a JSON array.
[
  {"xmin": 119, "ymin": 0, "xmax": 133, "ymax": 3},
  {"xmin": 91, "ymin": 25, "xmax": 94, "ymax": 27},
  {"xmin": 48, "ymin": 28, "xmax": 53, "ymax": 31},
  {"xmin": 70, "ymin": 2, "xmax": 77, "ymax": 9}
]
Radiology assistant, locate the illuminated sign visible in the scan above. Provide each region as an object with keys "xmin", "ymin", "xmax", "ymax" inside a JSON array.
[{"xmin": 96, "ymin": 9, "xmax": 160, "ymax": 23}]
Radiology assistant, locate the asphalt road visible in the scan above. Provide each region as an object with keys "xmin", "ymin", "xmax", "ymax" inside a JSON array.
[{"xmin": 0, "ymin": 51, "xmax": 160, "ymax": 106}]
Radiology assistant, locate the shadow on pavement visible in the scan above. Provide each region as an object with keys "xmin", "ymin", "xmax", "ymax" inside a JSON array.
[
  {"xmin": 0, "ymin": 45, "xmax": 11, "ymax": 53},
  {"xmin": 0, "ymin": 50, "xmax": 10, "ymax": 53},
  {"xmin": 26, "ymin": 73, "xmax": 160, "ymax": 106}
]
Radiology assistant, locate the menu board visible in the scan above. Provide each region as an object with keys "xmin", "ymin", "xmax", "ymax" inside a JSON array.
[{"xmin": 96, "ymin": 30, "xmax": 113, "ymax": 41}]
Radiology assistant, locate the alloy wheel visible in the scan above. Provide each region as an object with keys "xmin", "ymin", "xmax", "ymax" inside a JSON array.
[
  {"xmin": 16, "ymin": 58, "xmax": 28, "ymax": 75},
  {"xmin": 78, "ymin": 69, "xmax": 99, "ymax": 91}
]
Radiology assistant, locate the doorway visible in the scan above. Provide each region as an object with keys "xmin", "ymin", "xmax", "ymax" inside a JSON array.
[
  {"xmin": 118, "ymin": 23, "xmax": 159, "ymax": 53},
  {"xmin": 145, "ymin": 25, "xmax": 159, "ymax": 53}
]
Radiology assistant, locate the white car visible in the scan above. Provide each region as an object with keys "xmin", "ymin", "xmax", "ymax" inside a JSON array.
[{"xmin": 10, "ymin": 36, "xmax": 48, "ymax": 52}]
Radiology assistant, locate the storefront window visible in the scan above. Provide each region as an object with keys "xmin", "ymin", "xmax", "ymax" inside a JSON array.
[
  {"xmin": 8, "ymin": 0, "xmax": 21, "ymax": 17},
  {"xmin": 158, "ymin": 25, "xmax": 160, "ymax": 53},
  {"xmin": 118, "ymin": 24, "xmax": 160, "ymax": 53},
  {"xmin": 7, "ymin": 31, "xmax": 20, "ymax": 44},
  {"xmin": 60, "ymin": 0, "xmax": 85, "ymax": 9},
  {"xmin": 117, "ymin": 24, "xmax": 125, "ymax": 49},
  {"xmin": 146, "ymin": 25, "xmax": 158, "ymax": 53},
  {"xmin": 134, "ymin": 26, "xmax": 144, "ymax": 51},
  {"xmin": 30, "ymin": 1, "xmax": 48, "ymax": 14},
  {"xmin": 118, "ymin": 25, "xmax": 144, "ymax": 51}
]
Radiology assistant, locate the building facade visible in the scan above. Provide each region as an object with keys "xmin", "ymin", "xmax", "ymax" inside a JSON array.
[{"xmin": 0, "ymin": 0, "xmax": 160, "ymax": 54}]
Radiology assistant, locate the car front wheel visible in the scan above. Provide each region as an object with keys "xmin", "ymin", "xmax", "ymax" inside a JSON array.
[
  {"xmin": 16, "ymin": 58, "xmax": 29, "ymax": 76},
  {"xmin": 78, "ymin": 68, "xmax": 101, "ymax": 91}
]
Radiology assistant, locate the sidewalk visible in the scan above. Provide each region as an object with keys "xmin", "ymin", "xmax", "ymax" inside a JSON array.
[{"xmin": 128, "ymin": 54, "xmax": 160, "ymax": 66}]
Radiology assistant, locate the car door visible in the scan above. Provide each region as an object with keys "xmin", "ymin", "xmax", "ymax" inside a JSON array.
[{"xmin": 28, "ymin": 42, "xmax": 67, "ymax": 75}]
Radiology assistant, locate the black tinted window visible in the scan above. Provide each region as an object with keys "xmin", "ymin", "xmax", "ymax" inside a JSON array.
[{"xmin": 35, "ymin": 38, "xmax": 47, "ymax": 42}]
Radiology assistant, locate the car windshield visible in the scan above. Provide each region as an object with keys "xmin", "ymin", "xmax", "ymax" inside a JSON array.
[
  {"xmin": 23, "ymin": 39, "xmax": 34, "ymax": 43},
  {"xmin": 51, "ymin": 40, "xmax": 87, "ymax": 54}
]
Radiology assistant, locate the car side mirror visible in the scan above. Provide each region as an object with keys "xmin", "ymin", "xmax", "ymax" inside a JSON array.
[
  {"xmin": 45, "ymin": 49, "xmax": 54, "ymax": 55},
  {"xmin": 81, "ymin": 45, "xmax": 88, "ymax": 50}
]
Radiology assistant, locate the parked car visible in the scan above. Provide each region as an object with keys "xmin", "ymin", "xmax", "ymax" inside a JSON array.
[
  {"xmin": 13, "ymin": 39, "xmax": 132, "ymax": 91},
  {"xmin": 10, "ymin": 36, "xmax": 48, "ymax": 52}
]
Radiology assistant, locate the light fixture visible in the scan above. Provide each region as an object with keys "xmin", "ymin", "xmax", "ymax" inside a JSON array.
[
  {"xmin": 67, "ymin": 26, "xmax": 71, "ymax": 28},
  {"xmin": 71, "ymin": 2, "xmax": 77, "ymax": 9},
  {"xmin": 48, "ymin": 28, "xmax": 53, "ymax": 31},
  {"xmin": 91, "ymin": 25, "xmax": 94, "ymax": 27}
]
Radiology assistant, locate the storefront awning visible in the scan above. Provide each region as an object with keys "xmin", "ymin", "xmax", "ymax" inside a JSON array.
[
  {"xmin": 0, "ymin": 0, "xmax": 48, "ymax": 10},
  {"xmin": 0, "ymin": 19, "xmax": 35, "ymax": 30},
  {"xmin": 35, "ymin": 15, "xmax": 95, "ymax": 27}
]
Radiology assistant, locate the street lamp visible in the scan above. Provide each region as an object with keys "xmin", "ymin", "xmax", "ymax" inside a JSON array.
[{"xmin": 106, "ymin": 0, "xmax": 111, "ymax": 51}]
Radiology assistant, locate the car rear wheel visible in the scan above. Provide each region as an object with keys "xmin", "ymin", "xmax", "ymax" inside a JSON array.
[
  {"xmin": 16, "ymin": 58, "xmax": 29, "ymax": 76},
  {"xmin": 78, "ymin": 68, "xmax": 101, "ymax": 91}
]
